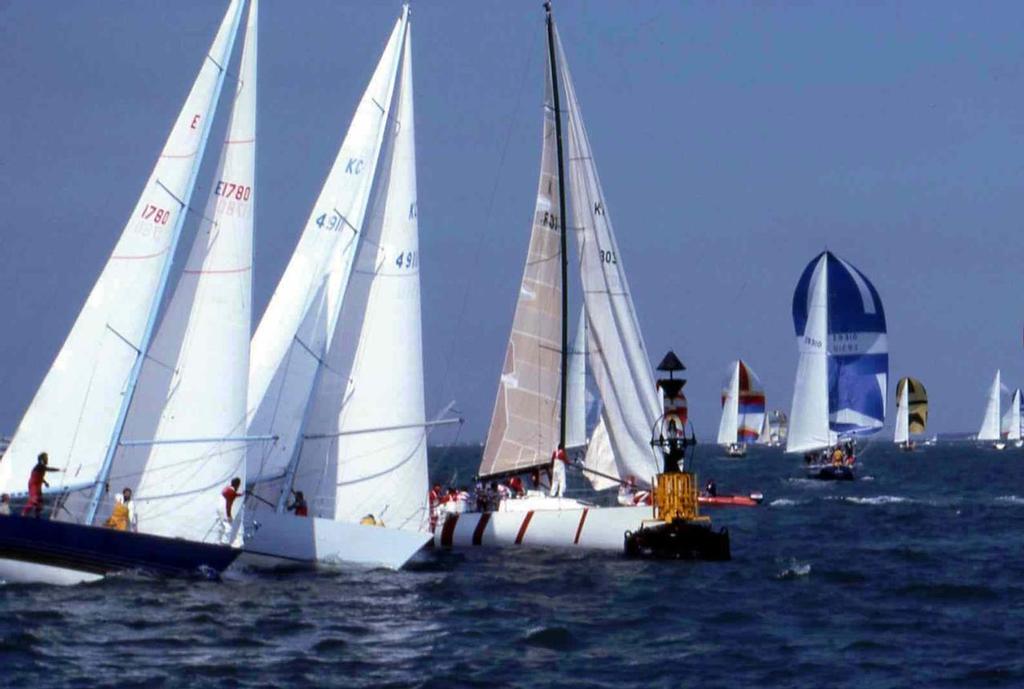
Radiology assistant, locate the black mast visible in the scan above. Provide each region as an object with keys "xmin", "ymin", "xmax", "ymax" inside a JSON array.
[{"xmin": 545, "ymin": 1, "xmax": 569, "ymax": 450}]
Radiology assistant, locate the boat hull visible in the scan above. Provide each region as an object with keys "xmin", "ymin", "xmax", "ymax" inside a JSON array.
[
  {"xmin": 239, "ymin": 513, "xmax": 431, "ymax": 571},
  {"xmin": 700, "ymin": 494, "xmax": 762, "ymax": 508},
  {"xmin": 805, "ymin": 464, "xmax": 855, "ymax": 481},
  {"xmin": 434, "ymin": 503, "xmax": 653, "ymax": 551},
  {"xmin": 0, "ymin": 514, "xmax": 240, "ymax": 586}
]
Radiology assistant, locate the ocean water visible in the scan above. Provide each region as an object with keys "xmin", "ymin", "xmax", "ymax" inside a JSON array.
[{"xmin": 2, "ymin": 442, "xmax": 1023, "ymax": 688}]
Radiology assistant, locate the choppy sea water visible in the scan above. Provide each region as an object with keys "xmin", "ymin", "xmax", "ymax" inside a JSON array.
[{"xmin": 3, "ymin": 442, "xmax": 1024, "ymax": 688}]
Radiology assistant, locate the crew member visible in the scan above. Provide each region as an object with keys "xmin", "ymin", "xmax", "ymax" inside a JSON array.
[
  {"xmin": 221, "ymin": 477, "xmax": 244, "ymax": 521},
  {"xmin": 704, "ymin": 479, "xmax": 717, "ymax": 497},
  {"xmin": 286, "ymin": 490, "xmax": 308, "ymax": 517},
  {"xmin": 508, "ymin": 475, "xmax": 524, "ymax": 497},
  {"xmin": 550, "ymin": 443, "xmax": 568, "ymax": 498},
  {"xmin": 0, "ymin": 493, "xmax": 11, "ymax": 516},
  {"xmin": 103, "ymin": 487, "xmax": 138, "ymax": 532},
  {"xmin": 22, "ymin": 452, "xmax": 60, "ymax": 518}
]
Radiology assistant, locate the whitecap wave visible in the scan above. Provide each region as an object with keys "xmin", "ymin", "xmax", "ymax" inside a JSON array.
[
  {"xmin": 995, "ymin": 495, "xmax": 1024, "ymax": 505},
  {"xmin": 837, "ymin": 495, "xmax": 911, "ymax": 505},
  {"xmin": 769, "ymin": 498, "xmax": 800, "ymax": 507},
  {"xmin": 776, "ymin": 559, "xmax": 811, "ymax": 579}
]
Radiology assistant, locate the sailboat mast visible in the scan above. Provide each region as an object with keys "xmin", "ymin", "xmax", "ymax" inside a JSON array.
[{"xmin": 545, "ymin": 1, "xmax": 569, "ymax": 450}]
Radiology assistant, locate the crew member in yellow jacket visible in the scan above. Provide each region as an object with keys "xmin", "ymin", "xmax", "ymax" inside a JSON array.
[{"xmin": 104, "ymin": 487, "xmax": 138, "ymax": 532}]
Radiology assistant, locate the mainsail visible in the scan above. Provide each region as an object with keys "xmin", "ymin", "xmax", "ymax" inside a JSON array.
[
  {"xmin": 978, "ymin": 370, "xmax": 1002, "ymax": 442},
  {"xmin": 112, "ymin": 0, "xmax": 258, "ymax": 543},
  {"xmin": 246, "ymin": 13, "xmax": 406, "ymax": 499},
  {"xmin": 787, "ymin": 251, "xmax": 888, "ymax": 453},
  {"xmin": 0, "ymin": 0, "xmax": 245, "ymax": 519},
  {"xmin": 717, "ymin": 360, "xmax": 766, "ymax": 445},
  {"xmin": 478, "ymin": 51, "xmax": 563, "ymax": 480}
]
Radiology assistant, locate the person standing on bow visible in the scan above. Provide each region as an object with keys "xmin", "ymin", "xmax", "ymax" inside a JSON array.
[
  {"xmin": 550, "ymin": 443, "xmax": 568, "ymax": 498},
  {"xmin": 221, "ymin": 477, "xmax": 244, "ymax": 522},
  {"xmin": 22, "ymin": 452, "xmax": 60, "ymax": 518}
]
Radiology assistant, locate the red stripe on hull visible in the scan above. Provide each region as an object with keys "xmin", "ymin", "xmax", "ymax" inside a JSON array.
[
  {"xmin": 440, "ymin": 514, "xmax": 459, "ymax": 547},
  {"xmin": 514, "ymin": 511, "xmax": 534, "ymax": 545},
  {"xmin": 573, "ymin": 508, "xmax": 589, "ymax": 545},
  {"xmin": 472, "ymin": 513, "xmax": 491, "ymax": 546}
]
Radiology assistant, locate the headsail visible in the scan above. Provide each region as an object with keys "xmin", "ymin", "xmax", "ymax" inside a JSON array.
[
  {"xmin": 978, "ymin": 370, "xmax": 1002, "ymax": 442},
  {"xmin": 110, "ymin": 0, "xmax": 258, "ymax": 543},
  {"xmin": 1002, "ymin": 388, "xmax": 1021, "ymax": 441},
  {"xmin": 0, "ymin": 0, "xmax": 245, "ymax": 514},
  {"xmin": 787, "ymin": 251, "xmax": 888, "ymax": 453},
  {"xmin": 558, "ymin": 28, "xmax": 661, "ymax": 486},
  {"xmin": 894, "ymin": 378, "xmax": 910, "ymax": 445},
  {"xmin": 246, "ymin": 12, "xmax": 406, "ymax": 497},
  {"xmin": 477, "ymin": 44, "xmax": 563, "ymax": 480}
]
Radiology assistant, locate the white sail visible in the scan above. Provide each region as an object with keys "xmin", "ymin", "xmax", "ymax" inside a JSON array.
[
  {"xmin": 1002, "ymin": 388, "xmax": 1021, "ymax": 441},
  {"xmin": 107, "ymin": 0, "xmax": 257, "ymax": 544},
  {"xmin": 558, "ymin": 30, "xmax": 661, "ymax": 487},
  {"xmin": 582, "ymin": 417, "xmax": 619, "ymax": 490},
  {"xmin": 477, "ymin": 53, "xmax": 563, "ymax": 480},
  {"xmin": 978, "ymin": 370, "xmax": 1002, "ymax": 442},
  {"xmin": 757, "ymin": 416, "xmax": 772, "ymax": 445},
  {"xmin": 0, "ymin": 0, "xmax": 245, "ymax": 510},
  {"xmin": 717, "ymin": 362, "xmax": 740, "ymax": 446},
  {"xmin": 894, "ymin": 377, "xmax": 910, "ymax": 445},
  {"xmin": 298, "ymin": 14, "xmax": 427, "ymax": 530},
  {"xmin": 565, "ymin": 308, "xmax": 588, "ymax": 449},
  {"xmin": 786, "ymin": 255, "xmax": 834, "ymax": 453},
  {"xmin": 246, "ymin": 13, "xmax": 406, "ymax": 492}
]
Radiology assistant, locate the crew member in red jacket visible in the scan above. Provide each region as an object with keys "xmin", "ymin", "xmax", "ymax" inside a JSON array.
[
  {"xmin": 550, "ymin": 443, "xmax": 568, "ymax": 498},
  {"xmin": 23, "ymin": 452, "xmax": 60, "ymax": 518}
]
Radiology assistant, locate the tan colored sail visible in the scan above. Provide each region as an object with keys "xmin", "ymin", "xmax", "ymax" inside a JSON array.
[
  {"xmin": 897, "ymin": 377, "xmax": 928, "ymax": 434},
  {"xmin": 478, "ymin": 58, "xmax": 563, "ymax": 479}
]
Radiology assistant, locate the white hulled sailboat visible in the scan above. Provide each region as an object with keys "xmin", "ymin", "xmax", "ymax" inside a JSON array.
[
  {"xmin": 241, "ymin": 5, "xmax": 440, "ymax": 571},
  {"xmin": 893, "ymin": 377, "xmax": 927, "ymax": 451},
  {"xmin": 978, "ymin": 370, "xmax": 1006, "ymax": 450},
  {"xmin": 435, "ymin": 4, "xmax": 729, "ymax": 557}
]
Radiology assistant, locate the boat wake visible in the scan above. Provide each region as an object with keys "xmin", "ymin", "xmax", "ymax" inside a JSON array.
[
  {"xmin": 769, "ymin": 498, "xmax": 803, "ymax": 508},
  {"xmin": 776, "ymin": 559, "xmax": 811, "ymax": 580}
]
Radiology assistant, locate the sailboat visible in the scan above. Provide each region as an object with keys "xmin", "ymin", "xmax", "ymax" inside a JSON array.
[
  {"xmin": 786, "ymin": 251, "xmax": 888, "ymax": 481},
  {"xmin": 434, "ymin": 4, "xmax": 729, "ymax": 559},
  {"xmin": 769, "ymin": 409, "xmax": 788, "ymax": 447},
  {"xmin": 717, "ymin": 360, "xmax": 766, "ymax": 457},
  {"xmin": 978, "ymin": 370, "xmax": 1006, "ymax": 450},
  {"xmin": 0, "ymin": 0, "xmax": 250, "ymax": 585},
  {"xmin": 240, "ymin": 5, "xmax": 440, "ymax": 571},
  {"xmin": 893, "ymin": 377, "xmax": 927, "ymax": 451},
  {"xmin": 1002, "ymin": 388, "xmax": 1022, "ymax": 449}
]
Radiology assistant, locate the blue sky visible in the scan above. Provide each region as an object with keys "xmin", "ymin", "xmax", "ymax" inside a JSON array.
[{"xmin": 1, "ymin": 1, "xmax": 1023, "ymax": 443}]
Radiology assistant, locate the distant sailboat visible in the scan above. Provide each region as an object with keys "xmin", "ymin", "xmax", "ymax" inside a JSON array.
[
  {"xmin": 716, "ymin": 360, "xmax": 766, "ymax": 457},
  {"xmin": 0, "ymin": 0, "xmax": 249, "ymax": 585},
  {"xmin": 242, "ymin": 5, "xmax": 440, "ymax": 571},
  {"xmin": 769, "ymin": 409, "xmax": 788, "ymax": 447},
  {"xmin": 786, "ymin": 251, "xmax": 888, "ymax": 481},
  {"xmin": 978, "ymin": 370, "xmax": 1005, "ymax": 450},
  {"xmin": 893, "ymin": 377, "xmax": 927, "ymax": 451},
  {"xmin": 1001, "ymin": 388, "xmax": 1022, "ymax": 448},
  {"xmin": 435, "ymin": 4, "xmax": 730, "ymax": 558}
]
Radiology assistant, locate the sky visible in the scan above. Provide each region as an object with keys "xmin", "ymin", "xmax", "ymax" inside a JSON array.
[{"xmin": 1, "ymin": 1, "xmax": 1023, "ymax": 445}]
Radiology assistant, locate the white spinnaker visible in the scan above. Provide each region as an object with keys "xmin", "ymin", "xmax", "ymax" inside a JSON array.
[
  {"xmin": 558, "ymin": 30, "xmax": 661, "ymax": 487},
  {"xmin": 978, "ymin": 370, "xmax": 1001, "ymax": 442},
  {"xmin": 1001, "ymin": 388, "xmax": 1021, "ymax": 441},
  {"xmin": 787, "ymin": 255, "xmax": 835, "ymax": 453},
  {"xmin": 717, "ymin": 362, "xmax": 740, "ymax": 446},
  {"xmin": 246, "ymin": 14, "xmax": 405, "ymax": 489},
  {"xmin": 107, "ymin": 0, "xmax": 257, "ymax": 543},
  {"xmin": 0, "ymin": 0, "xmax": 244, "ymax": 508},
  {"xmin": 477, "ymin": 52, "xmax": 563, "ymax": 480},
  {"xmin": 299, "ymin": 19, "xmax": 427, "ymax": 530},
  {"xmin": 565, "ymin": 309, "xmax": 587, "ymax": 449},
  {"xmin": 894, "ymin": 378, "xmax": 910, "ymax": 445}
]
